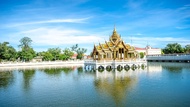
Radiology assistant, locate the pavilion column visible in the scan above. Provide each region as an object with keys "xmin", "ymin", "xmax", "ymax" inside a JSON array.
[
  {"xmin": 117, "ymin": 51, "xmax": 119, "ymax": 59},
  {"xmin": 121, "ymin": 49, "xmax": 123, "ymax": 59},
  {"xmin": 126, "ymin": 52, "xmax": 128, "ymax": 60},
  {"xmin": 113, "ymin": 51, "xmax": 114, "ymax": 59},
  {"xmin": 114, "ymin": 51, "xmax": 116, "ymax": 59},
  {"xmin": 118, "ymin": 51, "xmax": 120, "ymax": 59},
  {"xmin": 113, "ymin": 51, "xmax": 115, "ymax": 59},
  {"xmin": 130, "ymin": 53, "xmax": 131, "ymax": 59},
  {"xmin": 124, "ymin": 50, "xmax": 125, "ymax": 60},
  {"xmin": 118, "ymin": 49, "xmax": 119, "ymax": 59},
  {"xmin": 119, "ymin": 51, "xmax": 121, "ymax": 59},
  {"xmin": 121, "ymin": 49, "xmax": 124, "ymax": 59},
  {"xmin": 120, "ymin": 50, "xmax": 121, "ymax": 59},
  {"xmin": 117, "ymin": 51, "xmax": 118, "ymax": 59}
]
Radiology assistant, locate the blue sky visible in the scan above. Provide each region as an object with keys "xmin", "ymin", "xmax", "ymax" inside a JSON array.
[{"xmin": 0, "ymin": 0, "xmax": 190, "ymax": 54}]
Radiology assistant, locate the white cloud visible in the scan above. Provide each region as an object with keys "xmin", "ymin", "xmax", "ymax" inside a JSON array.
[
  {"xmin": 5, "ymin": 17, "xmax": 90, "ymax": 27},
  {"xmin": 123, "ymin": 36, "xmax": 190, "ymax": 48},
  {"xmin": 19, "ymin": 27, "xmax": 104, "ymax": 46},
  {"xmin": 136, "ymin": 33, "xmax": 142, "ymax": 35},
  {"xmin": 131, "ymin": 37, "xmax": 189, "ymax": 42}
]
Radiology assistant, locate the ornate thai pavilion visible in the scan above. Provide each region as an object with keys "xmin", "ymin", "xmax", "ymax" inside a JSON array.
[{"xmin": 91, "ymin": 27, "xmax": 138, "ymax": 60}]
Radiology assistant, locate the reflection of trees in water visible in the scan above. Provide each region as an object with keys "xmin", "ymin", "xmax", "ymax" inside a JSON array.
[
  {"xmin": 72, "ymin": 67, "xmax": 95, "ymax": 81},
  {"xmin": 163, "ymin": 66, "xmax": 182, "ymax": 72},
  {"xmin": 148, "ymin": 62, "xmax": 189, "ymax": 73},
  {"xmin": 62, "ymin": 67, "xmax": 74, "ymax": 74},
  {"xmin": 77, "ymin": 67, "xmax": 83, "ymax": 72},
  {"xmin": 20, "ymin": 69, "xmax": 35, "ymax": 91},
  {"xmin": 160, "ymin": 63, "xmax": 183, "ymax": 72},
  {"xmin": 43, "ymin": 67, "xmax": 74, "ymax": 76},
  {"xmin": 0, "ymin": 71, "xmax": 14, "ymax": 88},
  {"xmin": 94, "ymin": 77, "xmax": 137, "ymax": 107}
]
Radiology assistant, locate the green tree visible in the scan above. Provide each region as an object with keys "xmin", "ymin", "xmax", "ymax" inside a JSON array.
[
  {"xmin": 163, "ymin": 43, "xmax": 184, "ymax": 54},
  {"xmin": 38, "ymin": 48, "xmax": 73, "ymax": 61},
  {"xmin": 17, "ymin": 48, "xmax": 36, "ymax": 61},
  {"xmin": 18, "ymin": 37, "xmax": 32, "ymax": 50},
  {"xmin": 71, "ymin": 44, "xmax": 87, "ymax": 60},
  {"xmin": 0, "ymin": 42, "xmax": 17, "ymax": 61},
  {"xmin": 71, "ymin": 44, "xmax": 78, "ymax": 52},
  {"xmin": 161, "ymin": 50, "xmax": 164, "ymax": 55},
  {"xmin": 61, "ymin": 48, "xmax": 74, "ymax": 60},
  {"xmin": 76, "ymin": 48, "xmax": 87, "ymax": 59},
  {"xmin": 43, "ymin": 52, "xmax": 54, "ymax": 61},
  {"xmin": 18, "ymin": 37, "xmax": 36, "ymax": 62},
  {"xmin": 47, "ymin": 47, "xmax": 61, "ymax": 60},
  {"xmin": 139, "ymin": 52, "xmax": 144, "ymax": 59},
  {"xmin": 185, "ymin": 44, "xmax": 190, "ymax": 53}
]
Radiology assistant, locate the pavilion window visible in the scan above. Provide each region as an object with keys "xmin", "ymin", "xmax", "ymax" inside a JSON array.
[{"xmin": 119, "ymin": 48, "xmax": 121, "ymax": 53}]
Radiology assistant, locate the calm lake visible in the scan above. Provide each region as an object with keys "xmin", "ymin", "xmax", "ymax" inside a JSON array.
[{"xmin": 0, "ymin": 62, "xmax": 190, "ymax": 107}]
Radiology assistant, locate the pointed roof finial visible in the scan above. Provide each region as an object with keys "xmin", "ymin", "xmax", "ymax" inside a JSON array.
[{"xmin": 114, "ymin": 24, "xmax": 116, "ymax": 32}]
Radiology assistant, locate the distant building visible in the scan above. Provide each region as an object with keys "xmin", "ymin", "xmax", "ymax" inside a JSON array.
[
  {"xmin": 146, "ymin": 45, "xmax": 161, "ymax": 55},
  {"xmin": 135, "ymin": 45, "xmax": 161, "ymax": 55},
  {"xmin": 135, "ymin": 47, "xmax": 146, "ymax": 54},
  {"xmin": 71, "ymin": 54, "xmax": 77, "ymax": 60},
  {"xmin": 83, "ymin": 55, "xmax": 92, "ymax": 60},
  {"xmin": 32, "ymin": 56, "xmax": 43, "ymax": 62},
  {"xmin": 91, "ymin": 27, "xmax": 138, "ymax": 60}
]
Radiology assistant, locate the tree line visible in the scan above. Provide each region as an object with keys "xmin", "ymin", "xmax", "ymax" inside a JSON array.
[
  {"xmin": 0, "ymin": 37, "xmax": 87, "ymax": 62},
  {"xmin": 162, "ymin": 43, "xmax": 190, "ymax": 54},
  {"xmin": 138, "ymin": 43, "xmax": 190, "ymax": 59},
  {"xmin": 1, "ymin": 37, "xmax": 189, "ymax": 62}
]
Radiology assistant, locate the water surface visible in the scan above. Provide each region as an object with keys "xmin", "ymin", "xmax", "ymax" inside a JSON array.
[{"xmin": 0, "ymin": 62, "xmax": 190, "ymax": 107}]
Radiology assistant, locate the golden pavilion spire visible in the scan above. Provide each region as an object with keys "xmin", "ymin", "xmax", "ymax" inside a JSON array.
[
  {"xmin": 113, "ymin": 25, "xmax": 116, "ymax": 32},
  {"xmin": 110, "ymin": 25, "xmax": 121, "ymax": 43}
]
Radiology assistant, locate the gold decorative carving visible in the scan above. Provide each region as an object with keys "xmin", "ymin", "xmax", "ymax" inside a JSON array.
[{"xmin": 125, "ymin": 45, "xmax": 130, "ymax": 49}]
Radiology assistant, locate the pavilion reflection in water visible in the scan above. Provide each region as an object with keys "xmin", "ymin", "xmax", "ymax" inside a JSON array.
[
  {"xmin": 95, "ymin": 65, "xmax": 147, "ymax": 79},
  {"xmin": 94, "ymin": 68, "xmax": 138, "ymax": 107},
  {"xmin": 93, "ymin": 63, "xmax": 170, "ymax": 106}
]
